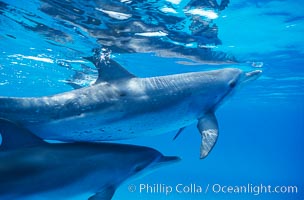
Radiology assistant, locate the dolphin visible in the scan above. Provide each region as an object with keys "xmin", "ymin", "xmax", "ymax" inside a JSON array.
[
  {"xmin": 0, "ymin": 55, "xmax": 262, "ymax": 158},
  {"xmin": 0, "ymin": 119, "xmax": 179, "ymax": 200}
]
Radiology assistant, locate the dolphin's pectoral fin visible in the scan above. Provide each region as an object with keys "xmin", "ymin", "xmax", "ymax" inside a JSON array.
[
  {"xmin": 197, "ymin": 113, "xmax": 219, "ymax": 159},
  {"xmin": 173, "ymin": 127, "xmax": 186, "ymax": 140},
  {"xmin": 0, "ymin": 119, "xmax": 46, "ymax": 151},
  {"xmin": 88, "ymin": 185, "xmax": 116, "ymax": 200}
]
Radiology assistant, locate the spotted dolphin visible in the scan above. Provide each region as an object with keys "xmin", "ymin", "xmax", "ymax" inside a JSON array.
[
  {"xmin": 0, "ymin": 56, "xmax": 261, "ymax": 158},
  {"xmin": 0, "ymin": 119, "xmax": 179, "ymax": 200}
]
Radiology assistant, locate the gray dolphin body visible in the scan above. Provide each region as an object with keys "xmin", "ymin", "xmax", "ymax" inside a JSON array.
[
  {"xmin": 0, "ymin": 119, "xmax": 178, "ymax": 200},
  {"xmin": 0, "ymin": 59, "xmax": 261, "ymax": 158}
]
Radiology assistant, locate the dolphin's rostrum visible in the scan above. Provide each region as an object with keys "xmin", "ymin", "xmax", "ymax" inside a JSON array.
[
  {"xmin": 0, "ymin": 119, "xmax": 179, "ymax": 200},
  {"xmin": 0, "ymin": 54, "xmax": 261, "ymax": 158}
]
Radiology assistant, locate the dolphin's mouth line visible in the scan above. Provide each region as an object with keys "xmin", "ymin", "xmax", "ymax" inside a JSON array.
[
  {"xmin": 151, "ymin": 155, "xmax": 180, "ymax": 169},
  {"xmin": 243, "ymin": 70, "xmax": 262, "ymax": 84},
  {"xmin": 211, "ymin": 70, "xmax": 262, "ymax": 112},
  {"xmin": 246, "ymin": 70, "xmax": 263, "ymax": 77},
  {"xmin": 159, "ymin": 156, "xmax": 181, "ymax": 164}
]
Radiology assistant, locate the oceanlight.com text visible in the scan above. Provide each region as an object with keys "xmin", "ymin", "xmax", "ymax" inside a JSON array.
[
  {"xmin": 211, "ymin": 183, "xmax": 298, "ymax": 196},
  {"xmin": 128, "ymin": 183, "xmax": 298, "ymax": 196}
]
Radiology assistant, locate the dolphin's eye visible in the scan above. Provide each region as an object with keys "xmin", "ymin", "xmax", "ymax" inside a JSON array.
[{"xmin": 229, "ymin": 81, "xmax": 236, "ymax": 88}]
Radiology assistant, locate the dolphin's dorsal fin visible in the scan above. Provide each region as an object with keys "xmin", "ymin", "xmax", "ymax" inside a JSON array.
[
  {"xmin": 95, "ymin": 58, "xmax": 136, "ymax": 84},
  {"xmin": 0, "ymin": 119, "xmax": 46, "ymax": 151},
  {"xmin": 197, "ymin": 112, "xmax": 219, "ymax": 159},
  {"xmin": 86, "ymin": 49, "xmax": 136, "ymax": 84}
]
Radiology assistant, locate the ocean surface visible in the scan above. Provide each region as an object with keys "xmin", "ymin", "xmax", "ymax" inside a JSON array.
[{"xmin": 0, "ymin": 0, "xmax": 303, "ymax": 199}]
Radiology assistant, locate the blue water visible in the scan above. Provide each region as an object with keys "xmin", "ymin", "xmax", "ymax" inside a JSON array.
[{"xmin": 0, "ymin": 0, "xmax": 303, "ymax": 199}]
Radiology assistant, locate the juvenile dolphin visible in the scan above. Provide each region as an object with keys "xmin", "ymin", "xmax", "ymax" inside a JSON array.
[
  {"xmin": 0, "ymin": 56, "xmax": 262, "ymax": 158},
  {"xmin": 0, "ymin": 119, "xmax": 178, "ymax": 200}
]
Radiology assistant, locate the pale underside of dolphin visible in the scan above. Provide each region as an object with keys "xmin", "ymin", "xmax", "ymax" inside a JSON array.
[
  {"xmin": 0, "ymin": 119, "xmax": 179, "ymax": 200},
  {"xmin": 0, "ymin": 56, "xmax": 262, "ymax": 158}
]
